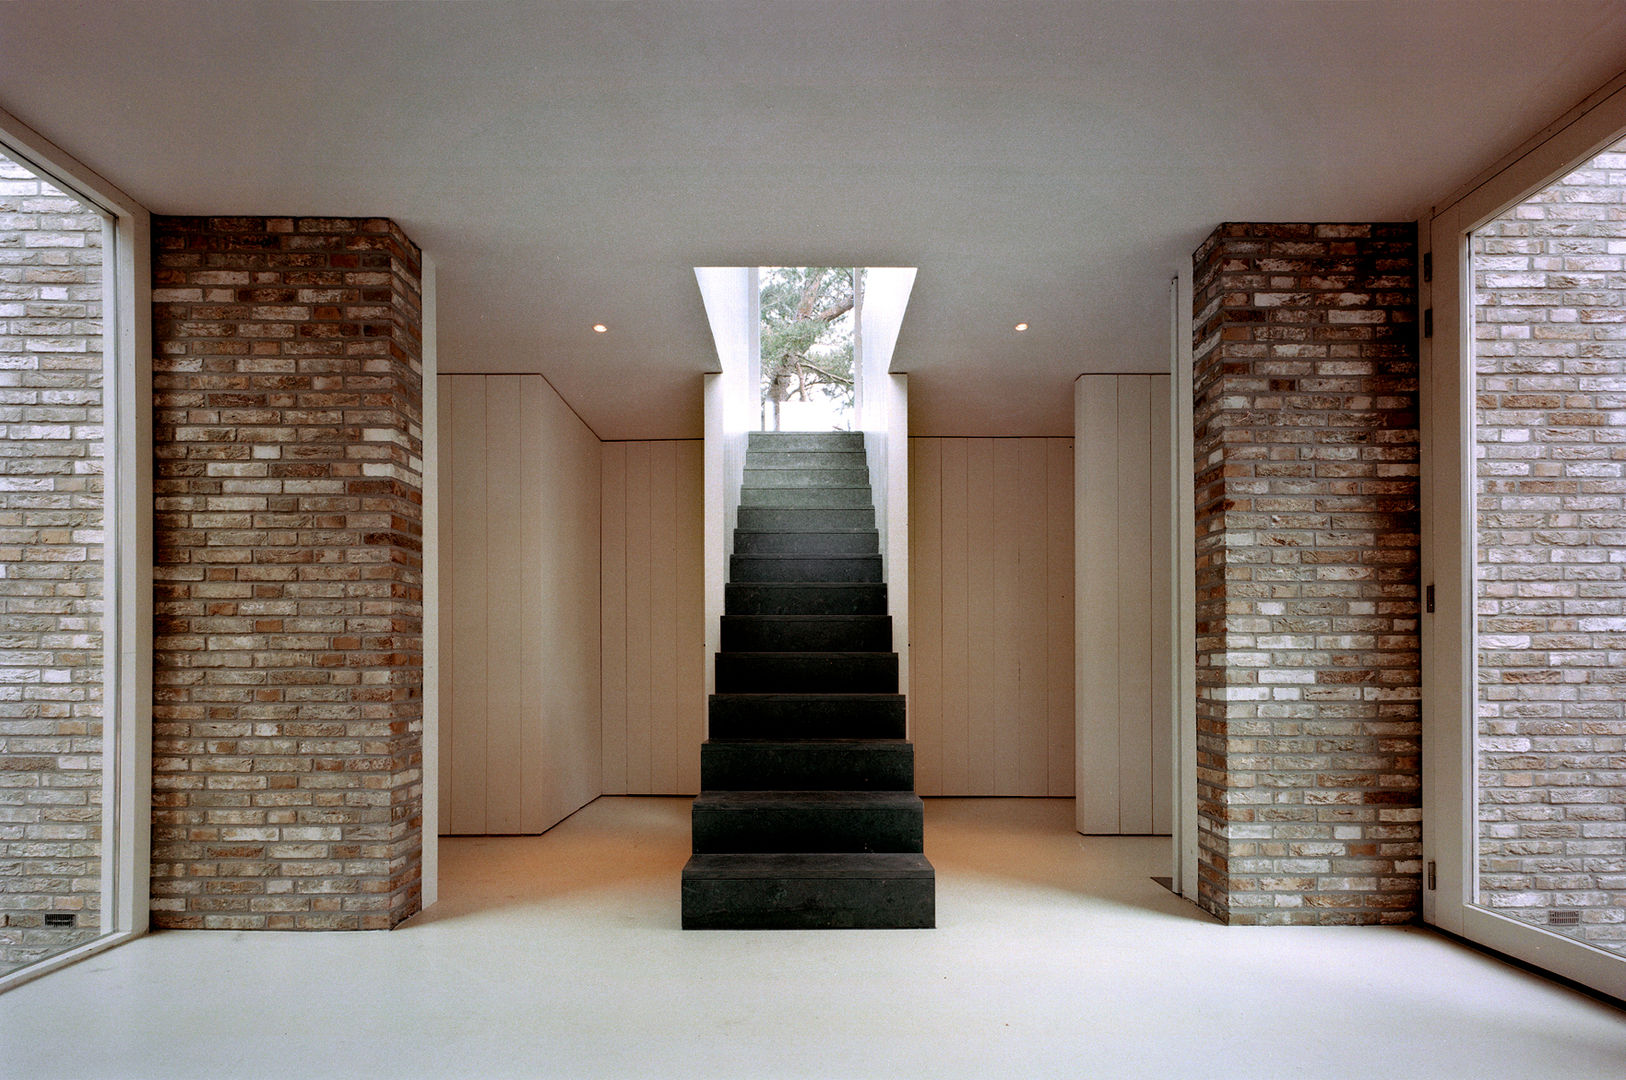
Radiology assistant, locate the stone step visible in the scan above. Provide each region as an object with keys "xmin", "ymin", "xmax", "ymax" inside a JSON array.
[
  {"xmin": 741, "ymin": 467, "xmax": 872, "ymax": 488},
  {"xmin": 744, "ymin": 450, "xmax": 868, "ymax": 471},
  {"xmin": 748, "ymin": 431, "xmax": 864, "ymax": 452},
  {"xmin": 725, "ymin": 582, "xmax": 886, "ymax": 616},
  {"xmin": 715, "ymin": 651, "xmax": 898, "ymax": 694},
  {"xmin": 738, "ymin": 486, "xmax": 872, "ymax": 509},
  {"xmin": 690, "ymin": 790, "xmax": 924, "ymax": 854},
  {"xmin": 732, "ymin": 529, "xmax": 879, "ymax": 555},
  {"xmin": 736, "ymin": 507, "xmax": 876, "ymax": 532},
  {"xmin": 700, "ymin": 738, "xmax": 914, "ymax": 790},
  {"xmin": 729, "ymin": 553, "xmax": 882, "ymax": 583},
  {"xmin": 708, "ymin": 693, "xmax": 906, "ymax": 739},
  {"xmin": 720, "ymin": 614, "xmax": 892, "ymax": 652},
  {"xmin": 682, "ymin": 853, "xmax": 935, "ymax": 930}
]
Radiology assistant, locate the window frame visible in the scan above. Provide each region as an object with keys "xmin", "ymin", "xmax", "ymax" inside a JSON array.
[
  {"xmin": 0, "ymin": 104, "xmax": 151, "ymax": 993},
  {"xmin": 1422, "ymin": 72, "xmax": 1626, "ymax": 1001}
]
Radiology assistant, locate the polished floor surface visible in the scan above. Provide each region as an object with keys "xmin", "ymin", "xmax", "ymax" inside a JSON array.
[{"xmin": 3, "ymin": 797, "xmax": 1624, "ymax": 1079}]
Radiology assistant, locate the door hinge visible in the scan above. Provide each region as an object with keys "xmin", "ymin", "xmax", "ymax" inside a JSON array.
[
  {"xmin": 1423, "ymin": 308, "xmax": 1433, "ymax": 338},
  {"xmin": 1427, "ymin": 860, "xmax": 1437, "ymax": 891},
  {"xmin": 1422, "ymin": 251, "xmax": 1432, "ymax": 283},
  {"xmin": 1425, "ymin": 583, "xmax": 1435, "ymax": 613}
]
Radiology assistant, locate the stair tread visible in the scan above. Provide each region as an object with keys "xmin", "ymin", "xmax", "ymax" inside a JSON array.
[
  {"xmin": 683, "ymin": 852, "xmax": 933, "ymax": 879},
  {"xmin": 722, "ymin": 614, "xmax": 890, "ymax": 621},
  {"xmin": 727, "ymin": 582, "xmax": 885, "ymax": 589},
  {"xmin": 718, "ymin": 650, "xmax": 897, "ymax": 659},
  {"xmin": 710, "ymin": 692, "xmax": 904, "ymax": 701},
  {"xmin": 693, "ymin": 790, "xmax": 922, "ymax": 810},
  {"xmin": 706, "ymin": 737, "xmax": 910, "ymax": 746},
  {"xmin": 733, "ymin": 552, "xmax": 880, "ymax": 559}
]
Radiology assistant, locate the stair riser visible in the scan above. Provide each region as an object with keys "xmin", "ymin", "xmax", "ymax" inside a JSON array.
[
  {"xmin": 691, "ymin": 805, "xmax": 923, "ymax": 854},
  {"xmin": 736, "ymin": 507, "xmax": 876, "ymax": 531},
  {"xmin": 729, "ymin": 555, "xmax": 882, "ymax": 583},
  {"xmin": 708, "ymin": 695, "xmax": 905, "ymax": 739},
  {"xmin": 748, "ymin": 432, "xmax": 865, "ymax": 452},
  {"xmin": 701, "ymin": 740, "xmax": 914, "ymax": 790},
  {"xmin": 742, "ymin": 468, "xmax": 871, "ymax": 488},
  {"xmin": 732, "ymin": 530, "xmax": 879, "ymax": 555},
  {"xmin": 744, "ymin": 451, "xmax": 868, "ymax": 471},
  {"xmin": 726, "ymin": 583, "xmax": 886, "ymax": 616},
  {"xmin": 681, "ymin": 874, "xmax": 934, "ymax": 930},
  {"xmin": 715, "ymin": 653, "xmax": 898, "ymax": 694},
  {"xmin": 738, "ymin": 487, "xmax": 872, "ymax": 509},
  {"xmin": 720, "ymin": 615, "xmax": 891, "ymax": 652}
]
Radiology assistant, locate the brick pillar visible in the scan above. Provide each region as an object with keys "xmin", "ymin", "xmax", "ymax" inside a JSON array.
[
  {"xmin": 151, "ymin": 217, "xmax": 424, "ymax": 930},
  {"xmin": 1191, "ymin": 223, "xmax": 1420, "ymax": 924}
]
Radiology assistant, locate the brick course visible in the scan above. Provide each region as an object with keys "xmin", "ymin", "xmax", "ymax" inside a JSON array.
[
  {"xmin": 0, "ymin": 151, "xmax": 105, "ymax": 975},
  {"xmin": 150, "ymin": 216, "xmax": 424, "ymax": 930},
  {"xmin": 1474, "ymin": 138, "xmax": 1626, "ymax": 955},
  {"xmin": 1192, "ymin": 222, "xmax": 1421, "ymax": 924}
]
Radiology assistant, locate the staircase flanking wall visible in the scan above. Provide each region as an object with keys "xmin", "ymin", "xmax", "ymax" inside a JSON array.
[{"xmin": 681, "ymin": 431, "xmax": 936, "ymax": 929}]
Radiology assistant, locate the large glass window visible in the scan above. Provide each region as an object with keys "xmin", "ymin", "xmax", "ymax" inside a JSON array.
[
  {"xmin": 1471, "ymin": 136, "xmax": 1626, "ymax": 959},
  {"xmin": 0, "ymin": 137, "xmax": 128, "ymax": 987}
]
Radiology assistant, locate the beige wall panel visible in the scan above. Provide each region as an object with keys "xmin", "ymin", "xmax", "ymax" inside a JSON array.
[
  {"xmin": 1116, "ymin": 376, "xmax": 1154, "ymax": 834},
  {"xmin": 908, "ymin": 436, "xmax": 1074, "ymax": 797},
  {"xmin": 1148, "ymin": 375, "xmax": 1174, "ymax": 836},
  {"xmin": 938, "ymin": 439, "xmax": 971, "ymax": 794},
  {"xmin": 623, "ymin": 442, "xmax": 654, "ymax": 794},
  {"xmin": 522, "ymin": 376, "xmax": 602, "ymax": 830},
  {"xmin": 436, "ymin": 377, "xmax": 455, "ymax": 830},
  {"xmin": 441, "ymin": 374, "xmax": 604, "ymax": 835},
  {"xmin": 560, "ymin": 397, "xmax": 605, "ymax": 820},
  {"xmin": 674, "ymin": 442, "xmax": 705, "ymax": 794},
  {"xmin": 447, "ymin": 376, "xmax": 489, "ymax": 834},
  {"xmin": 599, "ymin": 439, "xmax": 707, "ymax": 795},
  {"xmin": 1077, "ymin": 376, "xmax": 1121, "ymax": 832},
  {"xmin": 600, "ymin": 443, "xmax": 629, "ymax": 794},
  {"xmin": 1045, "ymin": 438, "xmax": 1076, "ymax": 797},
  {"xmin": 519, "ymin": 384, "xmax": 547, "ymax": 832},
  {"xmin": 648, "ymin": 444, "xmax": 680, "ymax": 794},
  {"xmin": 991, "ymin": 440, "xmax": 1022, "ymax": 793},
  {"xmin": 908, "ymin": 438, "xmax": 944, "ymax": 795},
  {"xmin": 483, "ymin": 377, "xmax": 526, "ymax": 833},
  {"xmin": 1016, "ymin": 438, "xmax": 1050, "ymax": 796},
  {"xmin": 964, "ymin": 439, "xmax": 997, "ymax": 794}
]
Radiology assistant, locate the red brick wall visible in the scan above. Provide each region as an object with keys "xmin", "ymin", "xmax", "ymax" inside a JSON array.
[
  {"xmin": 150, "ymin": 217, "xmax": 424, "ymax": 930},
  {"xmin": 1191, "ymin": 223, "xmax": 1420, "ymax": 924}
]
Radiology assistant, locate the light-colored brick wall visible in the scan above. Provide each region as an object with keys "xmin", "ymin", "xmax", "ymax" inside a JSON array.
[
  {"xmin": 1192, "ymin": 223, "xmax": 1421, "ymax": 925},
  {"xmin": 1474, "ymin": 138, "xmax": 1626, "ymax": 955},
  {"xmin": 0, "ymin": 151, "xmax": 105, "ymax": 975},
  {"xmin": 150, "ymin": 217, "xmax": 425, "ymax": 930}
]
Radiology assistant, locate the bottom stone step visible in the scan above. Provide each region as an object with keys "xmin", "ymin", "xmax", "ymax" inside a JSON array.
[{"xmin": 681, "ymin": 852, "xmax": 935, "ymax": 929}]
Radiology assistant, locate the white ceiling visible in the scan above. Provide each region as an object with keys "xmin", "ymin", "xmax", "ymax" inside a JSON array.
[{"xmin": 3, "ymin": 1, "xmax": 1625, "ymax": 437}]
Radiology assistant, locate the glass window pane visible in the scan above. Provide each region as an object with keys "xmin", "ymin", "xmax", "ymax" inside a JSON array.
[
  {"xmin": 0, "ymin": 147, "xmax": 107, "ymax": 977},
  {"xmin": 1473, "ymin": 136, "xmax": 1626, "ymax": 958}
]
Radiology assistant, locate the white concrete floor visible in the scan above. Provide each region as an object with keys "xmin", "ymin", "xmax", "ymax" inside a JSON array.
[{"xmin": 2, "ymin": 797, "xmax": 1623, "ymax": 1079}]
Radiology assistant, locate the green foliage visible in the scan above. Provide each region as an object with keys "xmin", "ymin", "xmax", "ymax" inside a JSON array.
[{"xmin": 760, "ymin": 267, "xmax": 858, "ymax": 418}]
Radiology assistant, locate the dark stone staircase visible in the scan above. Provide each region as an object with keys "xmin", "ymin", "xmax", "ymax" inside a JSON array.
[{"xmin": 681, "ymin": 430, "xmax": 936, "ymax": 929}]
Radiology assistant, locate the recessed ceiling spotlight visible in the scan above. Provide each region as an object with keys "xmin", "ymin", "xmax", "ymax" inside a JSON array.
[
  {"xmin": 592, "ymin": 324, "xmax": 608, "ymax": 333},
  {"xmin": 1014, "ymin": 322, "xmax": 1029, "ymax": 332}
]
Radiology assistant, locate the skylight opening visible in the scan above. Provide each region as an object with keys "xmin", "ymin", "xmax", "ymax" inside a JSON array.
[{"xmin": 758, "ymin": 267, "xmax": 863, "ymax": 432}]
